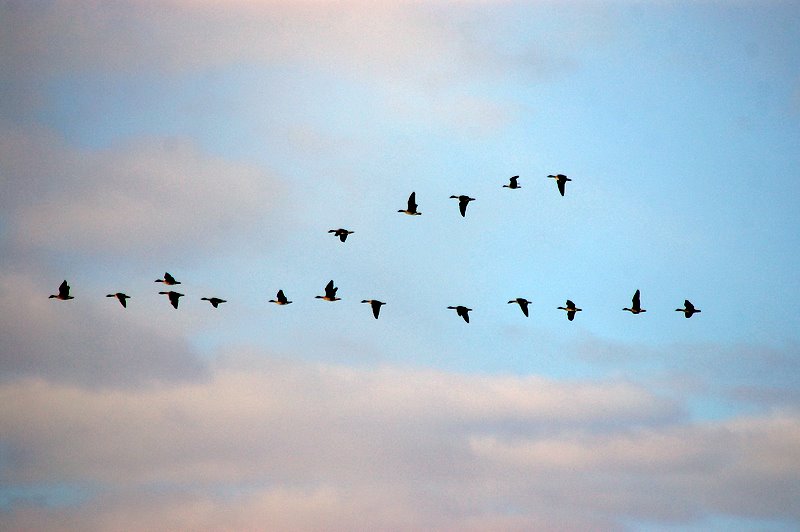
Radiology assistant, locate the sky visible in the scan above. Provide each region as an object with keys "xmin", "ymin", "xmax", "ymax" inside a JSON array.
[{"xmin": 1, "ymin": 0, "xmax": 799, "ymax": 530}]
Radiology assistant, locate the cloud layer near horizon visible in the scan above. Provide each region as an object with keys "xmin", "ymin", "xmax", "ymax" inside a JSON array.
[{"xmin": 1, "ymin": 352, "xmax": 799, "ymax": 530}]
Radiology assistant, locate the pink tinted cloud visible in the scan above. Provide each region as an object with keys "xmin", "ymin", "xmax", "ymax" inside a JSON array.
[
  {"xmin": 1, "ymin": 128, "xmax": 287, "ymax": 256},
  {"xmin": 1, "ymin": 351, "xmax": 798, "ymax": 529}
]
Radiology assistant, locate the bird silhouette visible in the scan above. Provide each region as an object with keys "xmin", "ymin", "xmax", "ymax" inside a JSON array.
[
  {"xmin": 361, "ymin": 299, "xmax": 386, "ymax": 319},
  {"xmin": 201, "ymin": 297, "xmax": 226, "ymax": 308},
  {"xmin": 269, "ymin": 289, "xmax": 292, "ymax": 305},
  {"xmin": 106, "ymin": 292, "xmax": 130, "ymax": 308},
  {"xmin": 623, "ymin": 289, "xmax": 646, "ymax": 314},
  {"xmin": 315, "ymin": 280, "xmax": 341, "ymax": 301},
  {"xmin": 557, "ymin": 300, "xmax": 582, "ymax": 321},
  {"xmin": 676, "ymin": 299, "xmax": 701, "ymax": 318},
  {"xmin": 155, "ymin": 272, "xmax": 180, "ymax": 285},
  {"xmin": 503, "ymin": 176, "xmax": 521, "ymax": 189},
  {"xmin": 49, "ymin": 280, "xmax": 74, "ymax": 300},
  {"xmin": 328, "ymin": 228, "xmax": 354, "ymax": 242},
  {"xmin": 398, "ymin": 192, "xmax": 421, "ymax": 215},
  {"xmin": 447, "ymin": 305, "xmax": 472, "ymax": 323},
  {"xmin": 159, "ymin": 291, "xmax": 184, "ymax": 309},
  {"xmin": 449, "ymin": 195, "xmax": 475, "ymax": 217},
  {"xmin": 507, "ymin": 297, "xmax": 532, "ymax": 317},
  {"xmin": 547, "ymin": 174, "xmax": 572, "ymax": 196}
]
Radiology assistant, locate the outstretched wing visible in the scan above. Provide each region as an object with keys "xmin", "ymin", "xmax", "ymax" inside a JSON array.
[
  {"xmin": 458, "ymin": 198, "xmax": 468, "ymax": 217},
  {"xmin": 408, "ymin": 192, "xmax": 417, "ymax": 211},
  {"xmin": 277, "ymin": 290, "xmax": 287, "ymax": 304},
  {"xmin": 684, "ymin": 300, "xmax": 695, "ymax": 312},
  {"xmin": 632, "ymin": 290, "xmax": 641, "ymax": 309},
  {"xmin": 58, "ymin": 280, "xmax": 70, "ymax": 298},
  {"xmin": 164, "ymin": 272, "xmax": 176, "ymax": 284},
  {"xmin": 557, "ymin": 178, "xmax": 566, "ymax": 196}
]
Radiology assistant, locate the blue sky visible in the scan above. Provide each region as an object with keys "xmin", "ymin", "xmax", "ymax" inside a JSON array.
[{"xmin": 1, "ymin": 1, "xmax": 799, "ymax": 530}]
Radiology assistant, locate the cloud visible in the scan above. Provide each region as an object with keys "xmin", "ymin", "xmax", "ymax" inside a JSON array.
[
  {"xmin": 0, "ymin": 126, "xmax": 287, "ymax": 257},
  {"xmin": 0, "ymin": 272, "xmax": 208, "ymax": 389},
  {"xmin": 1, "ymin": 351, "xmax": 798, "ymax": 529},
  {"xmin": 0, "ymin": 1, "xmax": 567, "ymax": 82}
]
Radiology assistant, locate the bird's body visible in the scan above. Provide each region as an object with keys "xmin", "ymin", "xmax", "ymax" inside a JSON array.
[
  {"xmin": 447, "ymin": 305, "xmax": 472, "ymax": 323},
  {"xmin": 361, "ymin": 299, "xmax": 386, "ymax": 319},
  {"xmin": 155, "ymin": 272, "xmax": 180, "ymax": 285},
  {"xmin": 508, "ymin": 297, "xmax": 532, "ymax": 317},
  {"xmin": 398, "ymin": 192, "xmax": 421, "ymax": 215},
  {"xmin": 201, "ymin": 297, "xmax": 226, "ymax": 308},
  {"xmin": 49, "ymin": 280, "xmax": 74, "ymax": 300},
  {"xmin": 623, "ymin": 289, "xmax": 646, "ymax": 314},
  {"xmin": 159, "ymin": 291, "xmax": 184, "ymax": 309},
  {"xmin": 503, "ymin": 176, "xmax": 521, "ymax": 189},
  {"xmin": 557, "ymin": 299, "xmax": 582, "ymax": 321},
  {"xmin": 547, "ymin": 174, "xmax": 572, "ymax": 196},
  {"xmin": 106, "ymin": 292, "xmax": 130, "ymax": 308},
  {"xmin": 450, "ymin": 195, "xmax": 476, "ymax": 217},
  {"xmin": 315, "ymin": 280, "xmax": 341, "ymax": 301},
  {"xmin": 269, "ymin": 289, "xmax": 292, "ymax": 305},
  {"xmin": 676, "ymin": 299, "xmax": 701, "ymax": 318},
  {"xmin": 329, "ymin": 228, "xmax": 354, "ymax": 242}
]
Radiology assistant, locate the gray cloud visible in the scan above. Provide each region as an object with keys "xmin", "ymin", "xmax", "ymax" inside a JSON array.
[
  {"xmin": 0, "ymin": 127, "xmax": 287, "ymax": 258},
  {"xmin": 0, "ymin": 273, "xmax": 208, "ymax": 388},
  {"xmin": 1, "ymin": 350, "xmax": 798, "ymax": 529}
]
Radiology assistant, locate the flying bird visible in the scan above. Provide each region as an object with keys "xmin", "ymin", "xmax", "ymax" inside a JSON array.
[
  {"xmin": 159, "ymin": 291, "xmax": 184, "ymax": 309},
  {"xmin": 49, "ymin": 280, "xmax": 74, "ymax": 300},
  {"xmin": 447, "ymin": 305, "xmax": 472, "ymax": 323},
  {"xmin": 315, "ymin": 280, "xmax": 341, "ymax": 301},
  {"xmin": 328, "ymin": 228, "xmax": 354, "ymax": 242},
  {"xmin": 201, "ymin": 297, "xmax": 226, "ymax": 308},
  {"xmin": 623, "ymin": 289, "xmax": 646, "ymax": 314},
  {"xmin": 398, "ymin": 191, "xmax": 421, "ymax": 215},
  {"xmin": 557, "ymin": 300, "xmax": 582, "ymax": 321},
  {"xmin": 503, "ymin": 176, "xmax": 521, "ymax": 189},
  {"xmin": 361, "ymin": 299, "xmax": 386, "ymax": 319},
  {"xmin": 269, "ymin": 289, "xmax": 292, "ymax": 305},
  {"xmin": 106, "ymin": 292, "xmax": 130, "ymax": 308},
  {"xmin": 547, "ymin": 174, "xmax": 572, "ymax": 196},
  {"xmin": 676, "ymin": 299, "xmax": 701, "ymax": 318},
  {"xmin": 155, "ymin": 272, "xmax": 180, "ymax": 285},
  {"xmin": 450, "ymin": 195, "xmax": 476, "ymax": 217},
  {"xmin": 507, "ymin": 297, "xmax": 532, "ymax": 317}
]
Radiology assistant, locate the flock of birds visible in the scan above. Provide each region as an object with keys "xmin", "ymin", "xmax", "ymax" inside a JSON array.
[{"xmin": 47, "ymin": 175, "xmax": 702, "ymax": 322}]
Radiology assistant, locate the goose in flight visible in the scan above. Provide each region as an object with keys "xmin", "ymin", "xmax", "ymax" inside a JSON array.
[
  {"xmin": 547, "ymin": 174, "xmax": 571, "ymax": 196},
  {"xmin": 508, "ymin": 297, "xmax": 532, "ymax": 317},
  {"xmin": 329, "ymin": 228, "xmax": 354, "ymax": 242},
  {"xmin": 159, "ymin": 291, "xmax": 184, "ymax": 309},
  {"xmin": 557, "ymin": 300, "xmax": 582, "ymax": 321},
  {"xmin": 398, "ymin": 192, "xmax": 421, "ymax": 215},
  {"xmin": 315, "ymin": 280, "xmax": 341, "ymax": 301},
  {"xmin": 269, "ymin": 289, "xmax": 292, "ymax": 305},
  {"xmin": 201, "ymin": 297, "xmax": 226, "ymax": 308},
  {"xmin": 361, "ymin": 299, "xmax": 386, "ymax": 319},
  {"xmin": 155, "ymin": 272, "xmax": 181, "ymax": 285},
  {"xmin": 49, "ymin": 280, "xmax": 74, "ymax": 300},
  {"xmin": 623, "ymin": 289, "xmax": 646, "ymax": 314},
  {"xmin": 676, "ymin": 299, "xmax": 701, "ymax": 318},
  {"xmin": 503, "ymin": 176, "xmax": 521, "ymax": 189},
  {"xmin": 106, "ymin": 292, "xmax": 130, "ymax": 308},
  {"xmin": 450, "ymin": 195, "xmax": 475, "ymax": 217},
  {"xmin": 447, "ymin": 305, "xmax": 472, "ymax": 323}
]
